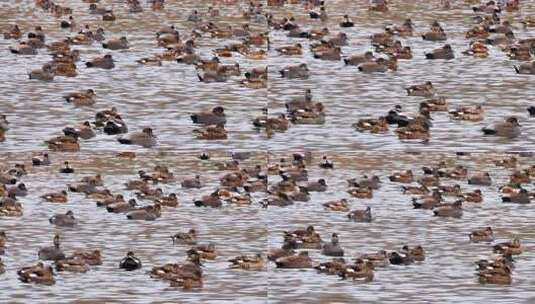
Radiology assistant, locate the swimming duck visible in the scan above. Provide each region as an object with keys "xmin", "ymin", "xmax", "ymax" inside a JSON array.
[
  {"xmin": 303, "ymin": 179, "xmax": 327, "ymax": 192},
  {"xmin": 188, "ymin": 243, "xmax": 217, "ymax": 260},
  {"xmin": 280, "ymin": 63, "xmax": 309, "ymax": 79},
  {"xmin": 422, "ymin": 30, "xmax": 447, "ymax": 41},
  {"xmin": 469, "ymin": 227, "xmax": 494, "ymax": 242},
  {"xmin": 151, "ymin": 252, "xmax": 203, "ymax": 288},
  {"xmin": 30, "ymin": 152, "xmax": 49, "ymax": 167},
  {"xmin": 59, "ymin": 161, "xmax": 74, "ymax": 174},
  {"xmin": 63, "ymin": 121, "xmax": 95, "ymax": 140},
  {"xmin": 347, "ymin": 186, "xmax": 373, "ymax": 199},
  {"xmin": 486, "ymin": 32, "xmax": 515, "ymax": 47},
  {"xmin": 120, "ymin": 251, "xmax": 142, "ymax": 271},
  {"xmin": 358, "ymin": 250, "xmax": 390, "ymax": 268},
  {"xmin": 388, "ymin": 251, "xmax": 414, "ymax": 265},
  {"xmin": 7, "ymin": 183, "xmax": 27, "ymax": 197},
  {"xmin": 348, "ymin": 175, "xmax": 381, "ymax": 190},
  {"xmin": 10, "ymin": 42, "xmax": 38, "ymax": 55},
  {"xmin": 433, "ymin": 200, "xmax": 463, "ymax": 218},
  {"xmin": 353, "ymin": 117, "xmax": 389, "ymax": 133},
  {"xmin": 0, "ymin": 115, "xmax": 8, "ymax": 132},
  {"xmin": 276, "ymin": 43, "xmax": 303, "ymax": 56},
  {"xmin": 401, "ymin": 245, "xmax": 425, "ymax": 261},
  {"xmin": 340, "ymin": 15, "xmax": 354, "ymax": 28},
  {"xmin": 478, "ymin": 268, "xmax": 512, "ymax": 285},
  {"xmin": 510, "ymin": 170, "xmax": 530, "ymax": 184},
  {"xmin": 229, "ymin": 253, "xmax": 264, "ymax": 271},
  {"xmin": 70, "ymin": 249, "xmax": 102, "ymax": 265},
  {"xmin": 322, "ymin": 233, "xmax": 344, "ymax": 257},
  {"xmin": 406, "ymin": 81, "xmax": 435, "ymax": 97},
  {"xmin": 3, "ymin": 24, "xmax": 21, "ymax": 39},
  {"xmin": 38, "ymin": 234, "xmax": 66, "ymax": 261},
  {"xmin": 18, "ymin": 262, "xmax": 55, "ymax": 285},
  {"xmin": 64, "ymin": 89, "xmax": 96, "ymax": 106},
  {"xmin": 502, "ymin": 188, "xmax": 531, "ymax": 204},
  {"xmin": 358, "ymin": 57, "xmax": 397, "ymax": 73},
  {"xmin": 86, "ymin": 54, "xmax": 114, "ymax": 69},
  {"xmin": 191, "ymin": 106, "xmax": 226, "ymax": 125},
  {"xmin": 425, "ymin": 44, "xmax": 454, "ymax": 59},
  {"xmin": 493, "ymin": 238, "xmax": 523, "ymax": 255},
  {"xmin": 49, "ymin": 210, "xmax": 77, "ymax": 227},
  {"xmin": 338, "ymin": 259, "xmax": 374, "ymax": 282},
  {"xmin": 449, "ymin": 104, "xmax": 484, "ymax": 121},
  {"xmin": 29, "ymin": 64, "xmax": 55, "ymax": 81},
  {"xmin": 389, "ymin": 170, "xmax": 414, "ymax": 183},
  {"xmin": 194, "ymin": 190, "xmax": 222, "ymax": 208},
  {"xmin": 126, "ymin": 204, "xmax": 162, "ymax": 221},
  {"xmin": 40, "ymin": 190, "xmax": 68, "ymax": 203},
  {"xmin": 482, "ymin": 117, "xmax": 521, "ymax": 138},
  {"xmin": 315, "ymin": 258, "xmax": 347, "ymax": 275},
  {"xmin": 117, "ymin": 128, "xmax": 157, "ymax": 148},
  {"xmin": 171, "ymin": 229, "xmax": 197, "ymax": 245},
  {"xmin": 55, "ymin": 256, "xmax": 89, "ymax": 273},
  {"xmin": 275, "ymin": 251, "xmax": 313, "ymax": 269},
  {"xmin": 0, "ymin": 231, "xmax": 5, "ymax": 254},
  {"xmin": 102, "ymin": 12, "xmax": 116, "ymax": 21},
  {"xmin": 284, "ymin": 226, "xmax": 322, "ymax": 249},
  {"xmin": 323, "ymin": 199, "xmax": 350, "ymax": 212},
  {"xmin": 344, "ymin": 51, "xmax": 374, "ymax": 66},
  {"xmin": 412, "ymin": 190, "xmax": 442, "ymax": 209},
  {"xmin": 106, "ymin": 198, "xmax": 138, "ymax": 213},
  {"xmin": 347, "ymin": 207, "xmax": 372, "ymax": 222},
  {"xmin": 319, "ymin": 156, "xmax": 333, "ymax": 169},
  {"xmin": 60, "ymin": 16, "xmax": 75, "ymax": 29},
  {"xmin": 463, "ymin": 189, "xmax": 483, "ymax": 203},
  {"xmin": 156, "ymin": 193, "xmax": 178, "ymax": 207}
]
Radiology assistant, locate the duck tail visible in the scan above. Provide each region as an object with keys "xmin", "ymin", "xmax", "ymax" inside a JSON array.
[
  {"xmin": 85, "ymin": 62, "xmax": 94, "ymax": 68},
  {"xmin": 67, "ymin": 184, "xmax": 77, "ymax": 192},
  {"xmin": 425, "ymin": 53, "xmax": 434, "ymax": 59},
  {"xmin": 197, "ymin": 74, "xmax": 204, "ymax": 82},
  {"xmin": 9, "ymin": 48, "xmax": 19, "ymax": 54},
  {"xmin": 358, "ymin": 66, "xmax": 363, "ymax": 72},
  {"xmin": 279, "ymin": 70, "xmax": 285, "ymax": 77},
  {"xmin": 528, "ymin": 106, "xmax": 535, "ymax": 116},
  {"xmin": 481, "ymin": 127, "xmax": 496, "ymax": 135},
  {"xmin": 501, "ymin": 196, "xmax": 511, "ymax": 203},
  {"xmin": 343, "ymin": 58, "xmax": 349, "ymax": 65},
  {"xmin": 190, "ymin": 114, "xmax": 199, "ymax": 123},
  {"xmin": 412, "ymin": 202, "xmax": 422, "ymax": 209},
  {"xmin": 117, "ymin": 138, "xmax": 132, "ymax": 145},
  {"xmin": 102, "ymin": 43, "xmax": 108, "ymax": 49},
  {"xmin": 194, "ymin": 200, "xmax": 204, "ymax": 207},
  {"xmin": 514, "ymin": 66, "xmax": 520, "ymax": 74}
]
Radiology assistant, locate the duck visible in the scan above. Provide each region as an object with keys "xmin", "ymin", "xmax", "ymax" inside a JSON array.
[
  {"xmin": 9, "ymin": 42, "xmax": 38, "ymax": 55},
  {"xmin": 338, "ymin": 259, "xmax": 374, "ymax": 282},
  {"xmin": 348, "ymin": 176, "xmax": 381, "ymax": 189},
  {"xmin": 482, "ymin": 117, "xmax": 521, "ymax": 138},
  {"xmin": 86, "ymin": 54, "xmax": 114, "ymax": 69},
  {"xmin": 8, "ymin": 183, "xmax": 28, "ymax": 197},
  {"xmin": 463, "ymin": 189, "xmax": 483, "ymax": 203},
  {"xmin": 510, "ymin": 170, "xmax": 530, "ymax": 184},
  {"xmin": 106, "ymin": 198, "xmax": 138, "ymax": 213},
  {"xmin": 388, "ymin": 251, "xmax": 414, "ymax": 265},
  {"xmin": 117, "ymin": 128, "xmax": 157, "ymax": 148},
  {"xmin": 104, "ymin": 37, "xmax": 129, "ymax": 50},
  {"xmin": 119, "ymin": 251, "xmax": 142, "ymax": 271},
  {"xmin": 315, "ymin": 258, "xmax": 347, "ymax": 275},
  {"xmin": 0, "ymin": 114, "xmax": 8, "ymax": 132},
  {"xmin": 188, "ymin": 243, "xmax": 217, "ymax": 260},
  {"xmin": 493, "ymin": 238, "xmax": 523, "ymax": 255},
  {"xmin": 389, "ymin": 170, "xmax": 414, "ymax": 183},
  {"xmin": 468, "ymin": 172, "xmax": 492, "ymax": 186},
  {"xmin": 319, "ymin": 156, "xmax": 333, "ymax": 169},
  {"xmin": 191, "ymin": 106, "xmax": 226, "ymax": 125},
  {"xmin": 3, "ymin": 24, "xmax": 22, "ymax": 39},
  {"xmin": 31, "ymin": 152, "xmax": 50, "ymax": 166},
  {"xmin": 276, "ymin": 43, "xmax": 303, "ymax": 56},
  {"xmin": 63, "ymin": 121, "xmax": 95, "ymax": 140},
  {"xmin": 502, "ymin": 188, "xmax": 531, "ymax": 204},
  {"xmin": 17, "ymin": 262, "xmax": 55, "ymax": 285},
  {"xmin": 275, "ymin": 251, "xmax": 313, "ymax": 269},
  {"xmin": 29, "ymin": 64, "xmax": 55, "ymax": 81},
  {"xmin": 38, "ymin": 234, "xmax": 66, "ymax": 261},
  {"xmin": 194, "ymin": 190, "xmax": 222, "ymax": 208},
  {"xmin": 126, "ymin": 204, "xmax": 162, "ymax": 221},
  {"xmin": 358, "ymin": 250, "xmax": 390, "ymax": 268},
  {"xmin": 478, "ymin": 268, "xmax": 512, "ymax": 285},
  {"xmin": 347, "ymin": 186, "xmax": 373, "ymax": 199},
  {"xmin": 401, "ymin": 245, "xmax": 425, "ymax": 261},
  {"xmin": 70, "ymin": 249, "xmax": 102, "ymax": 265},
  {"xmin": 102, "ymin": 12, "xmax": 116, "ymax": 21},
  {"xmin": 59, "ymin": 161, "xmax": 75, "ymax": 174},
  {"xmin": 322, "ymin": 233, "xmax": 344, "ymax": 257},
  {"xmin": 229, "ymin": 254, "xmax": 264, "ymax": 271},
  {"xmin": 353, "ymin": 117, "xmax": 389, "ymax": 133},
  {"xmin": 64, "ymin": 89, "xmax": 96, "ymax": 106},
  {"xmin": 449, "ymin": 104, "xmax": 484, "ymax": 121},
  {"xmin": 347, "ymin": 207, "xmax": 372, "ymax": 222},
  {"xmin": 469, "ymin": 227, "xmax": 494, "ymax": 242},
  {"xmin": 433, "ymin": 200, "xmax": 463, "ymax": 218},
  {"xmin": 193, "ymin": 124, "xmax": 227, "ymax": 140},
  {"xmin": 284, "ymin": 226, "xmax": 322, "ymax": 249},
  {"xmin": 156, "ymin": 193, "xmax": 179, "ymax": 207},
  {"xmin": 41, "ymin": 190, "xmax": 68, "ymax": 203},
  {"xmin": 344, "ymin": 51, "xmax": 374, "ymax": 66},
  {"xmin": 280, "ymin": 63, "xmax": 309, "ymax": 79},
  {"xmin": 514, "ymin": 61, "xmax": 535, "ymax": 74},
  {"xmin": 303, "ymin": 179, "xmax": 327, "ymax": 192},
  {"xmin": 151, "ymin": 252, "xmax": 203, "ymax": 288},
  {"xmin": 340, "ymin": 15, "xmax": 354, "ymax": 28},
  {"xmin": 55, "ymin": 257, "xmax": 89, "ymax": 273},
  {"xmin": 406, "ymin": 81, "xmax": 435, "ymax": 97},
  {"xmin": 358, "ymin": 57, "xmax": 397, "ymax": 73},
  {"xmin": 49, "ymin": 210, "xmax": 77, "ymax": 227},
  {"xmin": 425, "ymin": 44, "xmax": 454, "ymax": 59},
  {"xmin": 171, "ymin": 229, "xmax": 197, "ymax": 245},
  {"xmin": 323, "ymin": 199, "xmax": 350, "ymax": 212}
]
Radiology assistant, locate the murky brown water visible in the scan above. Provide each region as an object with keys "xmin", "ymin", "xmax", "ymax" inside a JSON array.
[{"xmin": 1, "ymin": 0, "xmax": 535, "ymax": 303}]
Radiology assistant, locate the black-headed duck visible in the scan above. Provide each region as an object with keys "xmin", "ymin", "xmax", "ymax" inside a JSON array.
[
  {"xmin": 18, "ymin": 262, "xmax": 55, "ymax": 285},
  {"xmin": 117, "ymin": 127, "xmax": 157, "ymax": 148},
  {"xmin": 319, "ymin": 155, "xmax": 333, "ymax": 169},
  {"xmin": 49, "ymin": 210, "xmax": 77, "ymax": 227},
  {"xmin": 8, "ymin": 183, "xmax": 27, "ymax": 197},
  {"xmin": 191, "ymin": 106, "xmax": 226, "ymax": 125},
  {"xmin": 323, "ymin": 199, "xmax": 350, "ymax": 212},
  {"xmin": 482, "ymin": 117, "xmax": 521, "ymax": 138},
  {"xmin": 86, "ymin": 54, "xmax": 114, "ymax": 69},
  {"xmin": 60, "ymin": 16, "xmax": 75, "ymax": 29},
  {"xmin": 38, "ymin": 233, "xmax": 66, "ymax": 261},
  {"xmin": 494, "ymin": 238, "xmax": 523, "ymax": 255},
  {"xmin": 32, "ymin": 153, "xmax": 51, "ymax": 166},
  {"xmin": 229, "ymin": 253, "xmax": 264, "ymax": 271},
  {"xmin": 64, "ymin": 89, "xmax": 96, "ymax": 106},
  {"xmin": 29, "ymin": 64, "xmax": 55, "ymax": 81},
  {"xmin": 470, "ymin": 227, "xmax": 494, "ymax": 242},
  {"xmin": 322, "ymin": 233, "xmax": 344, "ymax": 257},
  {"xmin": 59, "ymin": 161, "xmax": 74, "ymax": 174},
  {"xmin": 275, "ymin": 251, "xmax": 313, "ymax": 269},
  {"xmin": 280, "ymin": 63, "xmax": 309, "ymax": 79},
  {"xmin": 347, "ymin": 206, "xmax": 372, "ymax": 222},
  {"xmin": 433, "ymin": 200, "xmax": 463, "ymax": 218},
  {"xmin": 120, "ymin": 251, "xmax": 142, "ymax": 271}
]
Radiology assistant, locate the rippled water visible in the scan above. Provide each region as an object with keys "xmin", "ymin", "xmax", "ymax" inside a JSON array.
[{"xmin": 1, "ymin": 0, "xmax": 535, "ymax": 303}]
